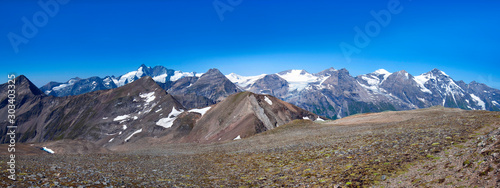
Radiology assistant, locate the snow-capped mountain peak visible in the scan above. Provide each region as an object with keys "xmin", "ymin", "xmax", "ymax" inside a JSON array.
[
  {"xmin": 373, "ymin": 69, "xmax": 391, "ymax": 76},
  {"xmin": 355, "ymin": 69, "xmax": 396, "ymax": 93}
]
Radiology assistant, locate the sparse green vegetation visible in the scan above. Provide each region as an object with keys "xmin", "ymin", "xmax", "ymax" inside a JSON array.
[{"xmin": 2, "ymin": 108, "xmax": 499, "ymax": 187}]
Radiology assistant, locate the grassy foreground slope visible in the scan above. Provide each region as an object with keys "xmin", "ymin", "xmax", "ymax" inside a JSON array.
[{"xmin": 1, "ymin": 107, "xmax": 499, "ymax": 187}]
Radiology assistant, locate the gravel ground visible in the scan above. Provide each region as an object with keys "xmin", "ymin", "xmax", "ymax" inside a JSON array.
[{"xmin": 1, "ymin": 108, "xmax": 499, "ymax": 187}]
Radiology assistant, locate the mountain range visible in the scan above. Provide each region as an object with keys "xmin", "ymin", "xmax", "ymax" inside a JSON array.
[
  {"xmin": 0, "ymin": 75, "xmax": 320, "ymax": 147},
  {"xmin": 40, "ymin": 65, "xmax": 500, "ymax": 119},
  {"xmin": 2, "ymin": 64, "xmax": 500, "ymax": 149}
]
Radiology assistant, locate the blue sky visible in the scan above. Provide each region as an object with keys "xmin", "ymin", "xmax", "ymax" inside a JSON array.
[{"xmin": 1, "ymin": 0, "xmax": 499, "ymax": 89}]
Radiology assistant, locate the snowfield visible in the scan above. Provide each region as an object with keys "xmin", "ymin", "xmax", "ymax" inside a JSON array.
[
  {"xmin": 277, "ymin": 70, "xmax": 323, "ymax": 92},
  {"xmin": 188, "ymin": 106, "xmax": 212, "ymax": 117},
  {"xmin": 42, "ymin": 147, "xmax": 55, "ymax": 154},
  {"xmin": 140, "ymin": 92, "xmax": 156, "ymax": 103},
  {"xmin": 470, "ymin": 94, "xmax": 486, "ymax": 110},
  {"xmin": 156, "ymin": 107, "xmax": 184, "ymax": 128},
  {"xmin": 413, "ymin": 73, "xmax": 433, "ymax": 94},
  {"xmin": 264, "ymin": 96, "xmax": 273, "ymax": 105},
  {"xmin": 226, "ymin": 73, "xmax": 267, "ymax": 88},
  {"xmin": 125, "ymin": 128, "xmax": 143, "ymax": 142},
  {"xmin": 113, "ymin": 115, "xmax": 131, "ymax": 123}
]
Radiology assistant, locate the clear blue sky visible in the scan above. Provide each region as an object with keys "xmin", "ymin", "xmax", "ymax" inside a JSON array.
[{"xmin": 1, "ymin": 0, "xmax": 499, "ymax": 89}]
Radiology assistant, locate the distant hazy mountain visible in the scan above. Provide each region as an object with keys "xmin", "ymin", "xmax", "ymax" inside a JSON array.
[
  {"xmin": 40, "ymin": 64, "xmax": 203, "ymax": 97},
  {"xmin": 40, "ymin": 65, "xmax": 240, "ymax": 109},
  {"xmin": 167, "ymin": 68, "xmax": 242, "ymax": 108},
  {"xmin": 227, "ymin": 68, "xmax": 500, "ymax": 119}
]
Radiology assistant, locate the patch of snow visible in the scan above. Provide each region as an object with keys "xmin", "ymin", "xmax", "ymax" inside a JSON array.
[
  {"xmin": 470, "ymin": 94, "xmax": 486, "ymax": 110},
  {"xmin": 465, "ymin": 99, "xmax": 469, "ymax": 103},
  {"xmin": 133, "ymin": 116, "xmax": 138, "ymax": 120},
  {"xmin": 318, "ymin": 76, "xmax": 330, "ymax": 87},
  {"xmin": 102, "ymin": 117, "xmax": 108, "ymax": 120},
  {"xmin": 140, "ymin": 92, "xmax": 156, "ymax": 103},
  {"xmin": 188, "ymin": 106, "xmax": 211, "ymax": 117},
  {"xmin": 156, "ymin": 107, "xmax": 184, "ymax": 128},
  {"xmin": 439, "ymin": 70, "xmax": 449, "ymax": 76},
  {"xmin": 103, "ymin": 77, "xmax": 113, "ymax": 85},
  {"xmin": 264, "ymin": 96, "xmax": 273, "ymax": 105},
  {"xmin": 111, "ymin": 77, "xmax": 119, "ymax": 86},
  {"xmin": 52, "ymin": 83, "xmax": 71, "ymax": 91},
  {"xmin": 374, "ymin": 69, "xmax": 391, "ymax": 75},
  {"xmin": 316, "ymin": 117, "xmax": 325, "ymax": 121},
  {"xmin": 42, "ymin": 147, "xmax": 55, "ymax": 154},
  {"xmin": 233, "ymin": 135, "xmax": 241, "ymax": 140},
  {"xmin": 119, "ymin": 131, "xmax": 122, "ymax": 135},
  {"xmin": 226, "ymin": 73, "xmax": 266, "ymax": 88},
  {"xmin": 108, "ymin": 138, "xmax": 114, "ymax": 143},
  {"xmin": 170, "ymin": 71, "xmax": 195, "ymax": 81},
  {"xmin": 357, "ymin": 81, "xmax": 378, "ymax": 93},
  {"xmin": 117, "ymin": 70, "xmax": 138, "ymax": 86},
  {"xmin": 492, "ymin": 101, "xmax": 499, "ymax": 106},
  {"xmin": 153, "ymin": 73, "xmax": 169, "ymax": 83},
  {"xmin": 155, "ymin": 108, "xmax": 162, "ymax": 113},
  {"xmin": 136, "ymin": 67, "xmax": 144, "ymax": 77},
  {"xmin": 372, "ymin": 69, "xmax": 392, "ymax": 83},
  {"xmin": 125, "ymin": 128, "xmax": 142, "ymax": 142},
  {"xmin": 358, "ymin": 70, "xmax": 392, "ymax": 93},
  {"xmin": 413, "ymin": 74, "xmax": 433, "ymax": 94},
  {"xmin": 443, "ymin": 80, "xmax": 464, "ymax": 96},
  {"xmin": 362, "ymin": 75, "xmax": 380, "ymax": 86},
  {"xmin": 122, "ymin": 125, "xmax": 127, "ymax": 130},
  {"xmin": 303, "ymin": 116, "xmax": 310, "ymax": 120},
  {"xmin": 417, "ymin": 97, "xmax": 426, "ymax": 102},
  {"xmin": 113, "ymin": 115, "xmax": 130, "ymax": 123}
]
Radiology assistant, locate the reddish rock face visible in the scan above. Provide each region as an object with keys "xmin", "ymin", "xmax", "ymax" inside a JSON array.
[{"xmin": 172, "ymin": 92, "xmax": 321, "ymax": 144}]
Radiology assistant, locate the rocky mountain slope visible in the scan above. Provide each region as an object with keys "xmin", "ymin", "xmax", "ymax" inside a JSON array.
[
  {"xmin": 157, "ymin": 91, "xmax": 321, "ymax": 144},
  {"xmin": 0, "ymin": 75, "xmax": 186, "ymax": 145},
  {"xmin": 167, "ymin": 68, "xmax": 242, "ymax": 108},
  {"xmin": 0, "ymin": 76, "xmax": 318, "ymax": 147}
]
